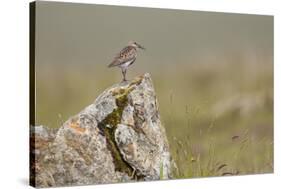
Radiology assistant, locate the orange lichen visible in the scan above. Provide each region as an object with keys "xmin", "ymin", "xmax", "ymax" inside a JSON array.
[{"xmin": 69, "ymin": 119, "xmax": 86, "ymax": 133}]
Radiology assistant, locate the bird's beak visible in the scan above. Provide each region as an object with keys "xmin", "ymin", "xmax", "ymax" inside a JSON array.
[{"xmin": 137, "ymin": 44, "xmax": 145, "ymax": 50}]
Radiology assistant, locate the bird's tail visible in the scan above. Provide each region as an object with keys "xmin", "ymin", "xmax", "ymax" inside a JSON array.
[{"xmin": 108, "ymin": 61, "xmax": 117, "ymax": 68}]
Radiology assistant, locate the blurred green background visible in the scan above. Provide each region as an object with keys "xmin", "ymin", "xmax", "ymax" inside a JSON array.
[{"xmin": 35, "ymin": 1, "xmax": 273, "ymax": 177}]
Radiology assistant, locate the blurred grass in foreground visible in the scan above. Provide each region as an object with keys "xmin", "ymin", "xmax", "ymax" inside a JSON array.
[{"xmin": 36, "ymin": 55, "xmax": 273, "ymax": 177}]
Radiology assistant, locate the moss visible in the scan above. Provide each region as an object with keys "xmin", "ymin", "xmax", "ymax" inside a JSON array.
[
  {"xmin": 129, "ymin": 75, "xmax": 144, "ymax": 87},
  {"xmin": 97, "ymin": 86, "xmax": 135, "ymax": 176},
  {"xmin": 97, "ymin": 77, "xmax": 147, "ymax": 179}
]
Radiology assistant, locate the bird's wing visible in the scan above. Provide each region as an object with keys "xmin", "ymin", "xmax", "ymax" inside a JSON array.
[{"xmin": 108, "ymin": 46, "xmax": 137, "ymax": 67}]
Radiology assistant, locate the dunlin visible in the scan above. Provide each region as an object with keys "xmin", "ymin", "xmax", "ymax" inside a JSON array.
[{"xmin": 108, "ymin": 41, "xmax": 145, "ymax": 82}]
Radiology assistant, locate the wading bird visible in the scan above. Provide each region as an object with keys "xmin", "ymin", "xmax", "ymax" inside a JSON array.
[{"xmin": 108, "ymin": 41, "xmax": 145, "ymax": 82}]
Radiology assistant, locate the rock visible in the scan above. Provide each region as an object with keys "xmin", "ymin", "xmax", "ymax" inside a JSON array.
[{"xmin": 31, "ymin": 73, "xmax": 174, "ymax": 187}]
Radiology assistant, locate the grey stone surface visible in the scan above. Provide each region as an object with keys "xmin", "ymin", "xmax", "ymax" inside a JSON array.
[{"xmin": 31, "ymin": 73, "xmax": 174, "ymax": 187}]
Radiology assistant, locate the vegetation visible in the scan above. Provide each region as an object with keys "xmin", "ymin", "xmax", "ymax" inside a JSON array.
[
  {"xmin": 36, "ymin": 59, "xmax": 273, "ymax": 178},
  {"xmin": 154, "ymin": 61, "xmax": 273, "ymax": 177}
]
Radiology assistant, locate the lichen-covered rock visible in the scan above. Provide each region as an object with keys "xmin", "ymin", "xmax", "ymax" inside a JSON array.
[{"xmin": 32, "ymin": 73, "xmax": 174, "ymax": 187}]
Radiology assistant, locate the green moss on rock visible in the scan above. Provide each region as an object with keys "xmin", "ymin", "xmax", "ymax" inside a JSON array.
[{"xmin": 97, "ymin": 86, "xmax": 135, "ymax": 176}]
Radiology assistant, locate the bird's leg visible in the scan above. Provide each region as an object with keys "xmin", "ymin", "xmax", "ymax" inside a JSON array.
[
  {"xmin": 130, "ymin": 167, "xmax": 136, "ymax": 180},
  {"xmin": 121, "ymin": 68, "xmax": 127, "ymax": 82},
  {"xmin": 124, "ymin": 69, "xmax": 127, "ymax": 81}
]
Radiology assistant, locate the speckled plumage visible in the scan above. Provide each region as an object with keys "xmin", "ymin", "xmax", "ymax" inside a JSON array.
[
  {"xmin": 108, "ymin": 41, "xmax": 145, "ymax": 82},
  {"xmin": 108, "ymin": 46, "xmax": 137, "ymax": 68}
]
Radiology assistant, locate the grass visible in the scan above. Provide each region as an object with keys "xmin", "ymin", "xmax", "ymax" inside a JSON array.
[
  {"xmin": 170, "ymin": 120, "xmax": 273, "ymax": 178},
  {"xmin": 165, "ymin": 99, "xmax": 272, "ymax": 177},
  {"xmin": 36, "ymin": 58, "xmax": 273, "ymax": 178},
  {"xmin": 166, "ymin": 95, "xmax": 273, "ymax": 178}
]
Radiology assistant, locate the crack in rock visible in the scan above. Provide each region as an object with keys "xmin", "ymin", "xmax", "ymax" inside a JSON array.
[{"xmin": 31, "ymin": 73, "xmax": 175, "ymax": 187}]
